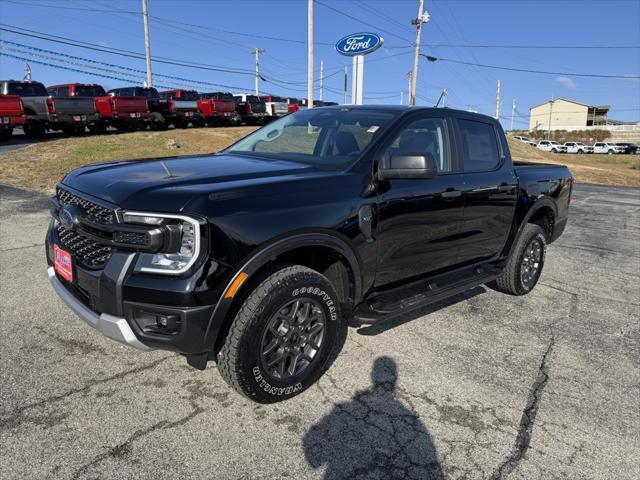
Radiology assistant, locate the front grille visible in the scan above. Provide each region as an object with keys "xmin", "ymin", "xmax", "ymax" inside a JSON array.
[
  {"xmin": 56, "ymin": 187, "xmax": 116, "ymax": 225},
  {"xmin": 57, "ymin": 224, "xmax": 113, "ymax": 268}
]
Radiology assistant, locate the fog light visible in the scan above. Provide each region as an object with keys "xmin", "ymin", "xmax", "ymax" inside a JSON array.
[{"xmin": 131, "ymin": 308, "xmax": 181, "ymax": 336}]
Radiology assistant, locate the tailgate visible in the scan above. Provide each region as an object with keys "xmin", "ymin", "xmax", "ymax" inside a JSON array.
[
  {"xmin": 111, "ymin": 96, "xmax": 148, "ymax": 113},
  {"xmin": 51, "ymin": 97, "xmax": 96, "ymax": 115},
  {"xmin": 214, "ymin": 100, "xmax": 235, "ymax": 113},
  {"xmin": 250, "ymin": 101, "xmax": 267, "ymax": 114},
  {"xmin": 273, "ymin": 102, "xmax": 289, "ymax": 114},
  {"xmin": 172, "ymin": 100, "xmax": 199, "ymax": 111},
  {"xmin": 0, "ymin": 95, "xmax": 23, "ymax": 116}
]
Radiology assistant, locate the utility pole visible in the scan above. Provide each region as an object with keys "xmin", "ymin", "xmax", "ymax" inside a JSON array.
[
  {"xmin": 409, "ymin": 0, "xmax": 428, "ymax": 106},
  {"xmin": 406, "ymin": 71, "xmax": 412, "ymax": 103},
  {"xmin": 252, "ymin": 48, "xmax": 265, "ymax": 95},
  {"xmin": 343, "ymin": 65, "xmax": 348, "ymax": 104},
  {"xmin": 142, "ymin": 0, "xmax": 153, "ymax": 87},
  {"xmin": 307, "ymin": 0, "xmax": 314, "ymax": 108},
  {"xmin": 400, "ymin": 91, "xmax": 404, "ymax": 105},
  {"xmin": 319, "ymin": 60, "xmax": 324, "ymax": 101},
  {"xmin": 547, "ymin": 98, "xmax": 554, "ymax": 139},
  {"xmin": 510, "ymin": 98, "xmax": 516, "ymax": 131},
  {"xmin": 494, "ymin": 80, "xmax": 501, "ymax": 120}
]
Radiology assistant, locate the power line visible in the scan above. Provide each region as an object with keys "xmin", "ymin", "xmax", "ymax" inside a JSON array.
[
  {"xmin": 423, "ymin": 55, "xmax": 640, "ymax": 79},
  {"xmin": 3, "ymin": 0, "xmax": 336, "ymax": 46},
  {"xmin": 315, "ymin": 0, "xmax": 412, "ymax": 44},
  {"xmin": 0, "ymin": 41, "xmax": 252, "ymax": 91}
]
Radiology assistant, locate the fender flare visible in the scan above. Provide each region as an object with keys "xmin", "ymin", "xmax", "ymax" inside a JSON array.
[
  {"xmin": 505, "ymin": 197, "xmax": 558, "ymax": 258},
  {"xmin": 203, "ymin": 232, "xmax": 363, "ymax": 351}
]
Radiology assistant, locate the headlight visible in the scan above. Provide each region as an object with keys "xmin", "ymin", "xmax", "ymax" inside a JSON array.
[{"xmin": 123, "ymin": 211, "xmax": 202, "ymax": 275}]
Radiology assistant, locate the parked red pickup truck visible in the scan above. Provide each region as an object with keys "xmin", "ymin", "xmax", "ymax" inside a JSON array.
[
  {"xmin": 49, "ymin": 83, "xmax": 149, "ymax": 132},
  {"xmin": 158, "ymin": 90, "xmax": 203, "ymax": 127},
  {"xmin": 198, "ymin": 92, "xmax": 241, "ymax": 126},
  {"xmin": 286, "ymin": 97, "xmax": 306, "ymax": 113},
  {"xmin": 0, "ymin": 94, "xmax": 26, "ymax": 141}
]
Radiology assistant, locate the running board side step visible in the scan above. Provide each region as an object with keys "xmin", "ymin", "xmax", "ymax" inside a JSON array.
[{"xmin": 353, "ymin": 265, "xmax": 499, "ymax": 325}]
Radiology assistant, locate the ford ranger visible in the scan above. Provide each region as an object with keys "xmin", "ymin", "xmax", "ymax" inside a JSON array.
[
  {"xmin": 46, "ymin": 106, "xmax": 572, "ymax": 403},
  {"xmin": 0, "ymin": 94, "xmax": 25, "ymax": 141}
]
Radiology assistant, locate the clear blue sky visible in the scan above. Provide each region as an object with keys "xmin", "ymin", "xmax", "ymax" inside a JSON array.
[{"xmin": 1, "ymin": 0, "xmax": 639, "ymax": 129}]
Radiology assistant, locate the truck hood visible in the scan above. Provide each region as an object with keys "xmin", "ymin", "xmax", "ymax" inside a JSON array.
[{"xmin": 62, "ymin": 153, "xmax": 318, "ymax": 211}]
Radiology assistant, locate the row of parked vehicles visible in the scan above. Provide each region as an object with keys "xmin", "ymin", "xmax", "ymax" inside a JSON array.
[
  {"xmin": 513, "ymin": 135, "xmax": 638, "ymax": 155},
  {"xmin": 0, "ymin": 79, "xmax": 338, "ymax": 141}
]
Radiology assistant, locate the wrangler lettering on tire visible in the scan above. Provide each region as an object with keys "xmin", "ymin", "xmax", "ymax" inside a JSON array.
[{"xmin": 217, "ymin": 265, "xmax": 341, "ymax": 403}]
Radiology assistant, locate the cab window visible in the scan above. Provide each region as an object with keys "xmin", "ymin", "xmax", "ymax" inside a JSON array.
[{"xmin": 384, "ymin": 117, "xmax": 451, "ymax": 172}]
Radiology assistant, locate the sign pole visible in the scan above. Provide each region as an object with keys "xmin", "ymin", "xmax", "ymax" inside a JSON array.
[
  {"xmin": 307, "ymin": 0, "xmax": 314, "ymax": 108},
  {"xmin": 351, "ymin": 55, "xmax": 364, "ymax": 105}
]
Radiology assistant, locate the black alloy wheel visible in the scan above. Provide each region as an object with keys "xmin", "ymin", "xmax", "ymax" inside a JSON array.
[{"xmin": 260, "ymin": 298, "xmax": 326, "ymax": 380}]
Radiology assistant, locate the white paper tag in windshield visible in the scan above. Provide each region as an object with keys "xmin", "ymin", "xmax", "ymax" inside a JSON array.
[{"xmin": 367, "ymin": 126, "xmax": 380, "ymax": 133}]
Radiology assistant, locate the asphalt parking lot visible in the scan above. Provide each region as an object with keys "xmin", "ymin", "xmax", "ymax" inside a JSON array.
[{"xmin": 0, "ymin": 183, "xmax": 638, "ymax": 479}]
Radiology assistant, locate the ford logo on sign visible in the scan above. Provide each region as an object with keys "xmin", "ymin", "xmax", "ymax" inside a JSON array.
[{"xmin": 335, "ymin": 32, "xmax": 383, "ymax": 56}]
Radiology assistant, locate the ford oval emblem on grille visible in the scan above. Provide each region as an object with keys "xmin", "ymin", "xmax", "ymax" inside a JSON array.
[{"xmin": 59, "ymin": 204, "xmax": 78, "ymax": 230}]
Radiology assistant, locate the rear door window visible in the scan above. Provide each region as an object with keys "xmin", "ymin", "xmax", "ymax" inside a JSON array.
[{"xmin": 458, "ymin": 119, "xmax": 500, "ymax": 172}]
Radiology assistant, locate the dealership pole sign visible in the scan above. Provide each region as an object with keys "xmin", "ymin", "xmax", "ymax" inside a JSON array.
[
  {"xmin": 335, "ymin": 33, "xmax": 384, "ymax": 56},
  {"xmin": 335, "ymin": 33, "xmax": 383, "ymax": 105}
]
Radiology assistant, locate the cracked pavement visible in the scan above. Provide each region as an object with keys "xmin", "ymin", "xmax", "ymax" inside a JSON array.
[{"xmin": 1, "ymin": 183, "xmax": 638, "ymax": 479}]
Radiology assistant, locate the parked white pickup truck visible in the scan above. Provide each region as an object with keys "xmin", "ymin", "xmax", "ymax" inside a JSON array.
[
  {"xmin": 513, "ymin": 135, "xmax": 537, "ymax": 146},
  {"xmin": 564, "ymin": 142, "xmax": 593, "ymax": 154},
  {"xmin": 593, "ymin": 142, "xmax": 626, "ymax": 154},
  {"xmin": 537, "ymin": 140, "xmax": 567, "ymax": 153}
]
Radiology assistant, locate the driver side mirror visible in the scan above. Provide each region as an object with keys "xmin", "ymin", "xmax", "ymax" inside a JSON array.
[{"xmin": 378, "ymin": 153, "xmax": 438, "ymax": 180}]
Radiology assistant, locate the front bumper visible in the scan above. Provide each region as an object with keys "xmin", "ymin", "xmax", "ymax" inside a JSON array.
[
  {"xmin": 49, "ymin": 112, "xmax": 100, "ymax": 127},
  {"xmin": 47, "ymin": 266, "xmax": 152, "ymax": 351},
  {"xmin": 46, "ymin": 211, "xmax": 230, "ymax": 354}
]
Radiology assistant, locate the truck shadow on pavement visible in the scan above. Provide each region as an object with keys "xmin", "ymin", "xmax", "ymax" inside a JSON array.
[
  {"xmin": 303, "ymin": 356, "xmax": 444, "ymax": 480},
  {"xmin": 355, "ymin": 286, "xmax": 486, "ymax": 336}
]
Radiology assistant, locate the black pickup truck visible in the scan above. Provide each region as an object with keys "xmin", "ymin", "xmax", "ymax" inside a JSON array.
[{"xmin": 46, "ymin": 106, "xmax": 572, "ymax": 403}]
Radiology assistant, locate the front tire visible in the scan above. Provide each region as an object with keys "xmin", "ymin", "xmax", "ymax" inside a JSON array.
[
  {"xmin": 217, "ymin": 265, "xmax": 341, "ymax": 403},
  {"xmin": 494, "ymin": 223, "xmax": 547, "ymax": 296},
  {"xmin": 608, "ymin": 149, "xmax": 614, "ymax": 155}
]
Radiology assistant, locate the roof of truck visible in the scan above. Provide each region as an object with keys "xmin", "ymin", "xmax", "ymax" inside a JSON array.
[{"xmin": 316, "ymin": 104, "xmax": 499, "ymax": 122}]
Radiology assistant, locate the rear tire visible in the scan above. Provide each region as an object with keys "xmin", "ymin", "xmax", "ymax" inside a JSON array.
[
  {"xmin": 217, "ymin": 265, "xmax": 341, "ymax": 403},
  {"xmin": 608, "ymin": 149, "xmax": 614, "ymax": 155},
  {"xmin": 149, "ymin": 112, "xmax": 167, "ymax": 131},
  {"xmin": 0, "ymin": 128, "xmax": 13, "ymax": 142},
  {"xmin": 23, "ymin": 122, "xmax": 46, "ymax": 139},
  {"xmin": 494, "ymin": 223, "xmax": 547, "ymax": 296}
]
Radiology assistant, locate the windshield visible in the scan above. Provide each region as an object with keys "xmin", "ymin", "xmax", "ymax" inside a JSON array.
[
  {"xmin": 226, "ymin": 108, "xmax": 397, "ymax": 169},
  {"xmin": 74, "ymin": 85, "xmax": 106, "ymax": 97},
  {"xmin": 7, "ymin": 82, "xmax": 47, "ymax": 96}
]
